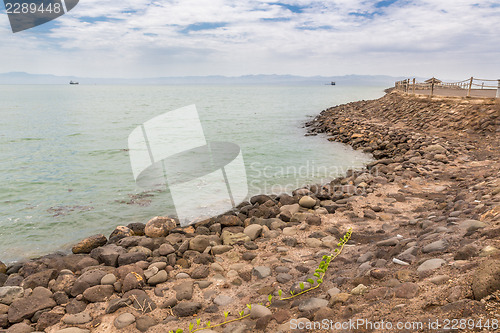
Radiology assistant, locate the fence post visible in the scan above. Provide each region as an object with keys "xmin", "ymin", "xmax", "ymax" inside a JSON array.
[
  {"xmin": 497, "ymin": 79, "xmax": 500, "ymax": 98},
  {"xmin": 412, "ymin": 78, "xmax": 415, "ymax": 94},
  {"xmin": 467, "ymin": 76, "xmax": 473, "ymax": 97},
  {"xmin": 430, "ymin": 80, "xmax": 434, "ymax": 97}
]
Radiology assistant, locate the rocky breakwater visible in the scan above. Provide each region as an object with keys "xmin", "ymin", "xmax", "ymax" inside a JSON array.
[{"xmin": 0, "ymin": 91, "xmax": 499, "ymax": 333}]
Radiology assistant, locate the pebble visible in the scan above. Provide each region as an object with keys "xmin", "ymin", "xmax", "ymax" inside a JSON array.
[
  {"xmin": 62, "ymin": 312, "xmax": 92, "ymax": 325},
  {"xmin": 252, "ymin": 266, "xmax": 271, "ymax": 279},
  {"xmin": 417, "ymin": 258, "xmax": 446, "ymax": 273},
  {"xmin": 298, "ymin": 297, "xmax": 328, "ymax": 312},
  {"xmin": 100, "ymin": 273, "xmax": 117, "ymax": 285},
  {"xmin": 114, "ymin": 313, "xmax": 136, "ymax": 329},
  {"xmin": 148, "ymin": 270, "xmax": 168, "ymax": 285},
  {"xmin": 276, "ymin": 273, "xmax": 293, "ymax": 283},
  {"xmin": 244, "ymin": 224, "xmax": 263, "ymax": 240},
  {"xmin": 250, "ymin": 304, "xmax": 272, "ymax": 319},
  {"xmin": 422, "ymin": 240, "xmax": 448, "ymax": 253},
  {"xmin": 351, "ymin": 284, "xmax": 368, "ymax": 295},
  {"xmin": 213, "ymin": 295, "xmax": 235, "ymax": 306},
  {"xmin": 305, "ymin": 238, "xmax": 322, "ymax": 248},
  {"xmin": 175, "ymin": 273, "xmax": 190, "ymax": 279},
  {"xmin": 299, "ymin": 196, "xmax": 316, "ymax": 208}
]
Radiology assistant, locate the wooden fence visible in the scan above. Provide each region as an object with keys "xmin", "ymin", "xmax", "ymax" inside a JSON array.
[{"xmin": 395, "ymin": 77, "xmax": 500, "ymax": 98}]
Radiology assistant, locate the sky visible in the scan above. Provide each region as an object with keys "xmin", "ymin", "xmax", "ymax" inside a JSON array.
[{"xmin": 0, "ymin": 0, "xmax": 499, "ymax": 80}]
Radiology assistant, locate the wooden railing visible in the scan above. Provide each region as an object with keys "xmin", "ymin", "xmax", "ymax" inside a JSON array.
[{"xmin": 395, "ymin": 77, "xmax": 500, "ymax": 98}]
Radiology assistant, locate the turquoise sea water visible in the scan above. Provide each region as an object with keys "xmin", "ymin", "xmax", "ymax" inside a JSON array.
[{"xmin": 0, "ymin": 85, "xmax": 385, "ymax": 263}]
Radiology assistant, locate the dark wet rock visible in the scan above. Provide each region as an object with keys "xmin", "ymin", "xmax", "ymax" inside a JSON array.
[
  {"xmin": 72, "ymin": 234, "xmax": 107, "ymax": 254},
  {"xmin": 250, "ymin": 194, "xmax": 273, "ymax": 205}
]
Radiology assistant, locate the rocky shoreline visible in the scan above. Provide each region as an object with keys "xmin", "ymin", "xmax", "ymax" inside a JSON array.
[{"xmin": 1, "ymin": 91, "xmax": 499, "ymax": 333}]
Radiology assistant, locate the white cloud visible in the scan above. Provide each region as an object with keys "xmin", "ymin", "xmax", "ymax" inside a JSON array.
[{"xmin": 0, "ymin": 0, "xmax": 498, "ymax": 78}]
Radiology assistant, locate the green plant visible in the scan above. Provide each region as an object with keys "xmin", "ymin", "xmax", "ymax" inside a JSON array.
[{"xmin": 170, "ymin": 228, "xmax": 352, "ymax": 333}]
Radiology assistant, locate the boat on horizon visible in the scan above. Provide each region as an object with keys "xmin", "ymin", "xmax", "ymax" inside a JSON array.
[{"xmin": 69, "ymin": 80, "xmax": 79, "ymax": 85}]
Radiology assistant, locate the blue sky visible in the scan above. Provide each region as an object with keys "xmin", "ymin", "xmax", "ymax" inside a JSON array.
[{"xmin": 0, "ymin": 0, "xmax": 499, "ymax": 79}]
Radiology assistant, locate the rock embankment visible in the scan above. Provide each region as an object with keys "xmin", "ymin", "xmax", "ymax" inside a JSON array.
[{"xmin": 0, "ymin": 91, "xmax": 499, "ymax": 333}]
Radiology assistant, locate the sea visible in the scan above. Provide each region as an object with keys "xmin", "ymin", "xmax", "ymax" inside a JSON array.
[{"xmin": 0, "ymin": 84, "xmax": 385, "ymax": 263}]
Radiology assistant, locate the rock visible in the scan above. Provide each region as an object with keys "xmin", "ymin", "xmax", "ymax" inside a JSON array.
[
  {"xmin": 72, "ymin": 234, "xmax": 107, "ymax": 254},
  {"xmin": 422, "ymin": 239, "xmax": 448, "ymax": 253},
  {"xmin": 454, "ymin": 244, "xmax": 478, "ymax": 260},
  {"xmin": 51, "ymin": 271, "xmax": 76, "ymax": 294},
  {"xmin": 123, "ymin": 289, "xmax": 156, "ymax": 313},
  {"xmin": 218, "ymin": 215, "xmax": 243, "ymax": 227},
  {"xmin": 394, "ymin": 282, "xmax": 419, "ymax": 298},
  {"xmin": 189, "ymin": 235, "xmax": 210, "ymax": 252},
  {"xmin": 242, "ymin": 252, "xmax": 257, "ymax": 261},
  {"xmin": 459, "ymin": 220, "xmax": 486, "ymax": 232},
  {"xmin": 221, "ymin": 231, "xmax": 250, "ymax": 245},
  {"xmin": 252, "ymin": 266, "xmax": 271, "ymax": 279},
  {"xmin": 276, "ymin": 273, "xmax": 292, "ymax": 283},
  {"xmin": 144, "ymin": 267, "xmax": 158, "ymax": 280},
  {"xmin": 370, "ymin": 268, "xmax": 389, "ymax": 280},
  {"xmin": 65, "ymin": 299, "xmax": 87, "ymax": 314},
  {"xmin": 54, "ymin": 328, "xmax": 90, "ymax": 333},
  {"xmin": 114, "ymin": 312, "xmax": 136, "ymax": 329},
  {"xmin": 329, "ymin": 293, "xmax": 351, "ymax": 305},
  {"xmin": 101, "ymin": 273, "xmax": 117, "ymax": 285},
  {"xmin": 424, "ymin": 144, "xmax": 447, "ymax": 154},
  {"xmin": 22, "ymin": 269, "xmax": 57, "ymax": 289},
  {"xmin": 53, "ymin": 291, "xmax": 69, "ymax": 305},
  {"xmin": 214, "ymin": 295, "xmax": 235, "ymax": 306},
  {"xmin": 298, "ymin": 298, "xmax": 328, "ymax": 312},
  {"xmin": 62, "ymin": 312, "xmax": 92, "ymax": 325},
  {"xmin": 8, "ymin": 287, "xmax": 56, "ymax": 323},
  {"xmin": 250, "ymin": 304, "xmax": 272, "ymax": 319},
  {"xmin": 172, "ymin": 301, "xmax": 202, "ymax": 317},
  {"xmin": 109, "ymin": 226, "xmax": 133, "ymax": 241},
  {"xmin": 306, "ymin": 215, "xmax": 321, "ymax": 226},
  {"xmin": 128, "ymin": 222, "xmax": 146, "ymax": 236},
  {"xmin": 429, "ymin": 275, "xmax": 449, "ymax": 285},
  {"xmin": 244, "ymin": 224, "xmax": 263, "ymax": 240},
  {"xmin": 191, "ymin": 266, "xmax": 209, "ymax": 279},
  {"xmin": 122, "ymin": 272, "xmax": 145, "ymax": 292},
  {"xmin": 472, "ymin": 259, "xmax": 500, "ymax": 300},
  {"xmin": 305, "ymin": 238, "xmax": 322, "ymax": 248},
  {"xmin": 282, "ymin": 237, "xmax": 298, "ymax": 247},
  {"xmin": 36, "ymin": 311, "xmax": 64, "ymax": 331},
  {"xmin": 148, "ymin": 270, "xmax": 168, "ymax": 285},
  {"xmin": 90, "ymin": 244, "xmax": 126, "ymax": 267},
  {"xmin": 0, "ymin": 261, "xmax": 6, "ymax": 274},
  {"xmin": 144, "ymin": 216, "xmax": 177, "ymax": 238},
  {"xmin": 479, "ymin": 246, "xmax": 499, "ymax": 257},
  {"xmin": 0, "ymin": 286, "xmax": 24, "ymax": 305},
  {"xmin": 417, "ymin": 259, "xmax": 446, "ymax": 273},
  {"xmin": 83, "ymin": 285, "xmax": 114, "ymax": 302},
  {"xmin": 250, "ymin": 194, "xmax": 273, "ymax": 205},
  {"xmin": 351, "ymin": 284, "xmax": 368, "ymax": 295},
  {"xmin": 299, "ymin": 196, "xmax": 316, "ymax": 208},
  {"xmin": 4, "ymin": 323, "xmax": 33, "ymax": 333},
  {"xmin": 106, "ymin": 298, "xmax": 132, "ymax": 314},
  {"xmin": 118, "ymin": 252, "xmax": 147, "ymax": 266},
  {"xmin": 136, "ymin": 315, "xmax": 158, "ymax": 332},
  {"xmin": 377, "ymin": 237, "xmax": 399, "ymax": 246},
  {"xmin": 174, "ymin": 281, "xmax": 193, "ymax": 301},
  {"xmin": 158, "ymin": 243, "xmax": 175, "ymax": 256},
  {"xmin": 211, "ymin": 245, "xmax": 233, "ymax": 255}
]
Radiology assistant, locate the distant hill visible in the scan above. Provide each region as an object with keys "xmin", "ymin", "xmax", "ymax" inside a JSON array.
[{"xmin": 0, "ymin": 72, "xmax": 408, "ymax": 86}]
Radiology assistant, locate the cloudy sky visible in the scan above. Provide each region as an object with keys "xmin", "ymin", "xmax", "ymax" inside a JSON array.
[{"xmin": 1, "ymin": 0, "xmax": 499, "ymax": 79}]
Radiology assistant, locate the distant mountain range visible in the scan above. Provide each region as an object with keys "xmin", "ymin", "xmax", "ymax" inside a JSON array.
[{"xmin": 0, "ymin": 72, "xmax": 410, "ymax": 86}]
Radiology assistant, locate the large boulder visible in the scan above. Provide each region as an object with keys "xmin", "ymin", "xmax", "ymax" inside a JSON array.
[{"xmin": 144, "ymin": 216, "xmax": 177, "ymax": 238}]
